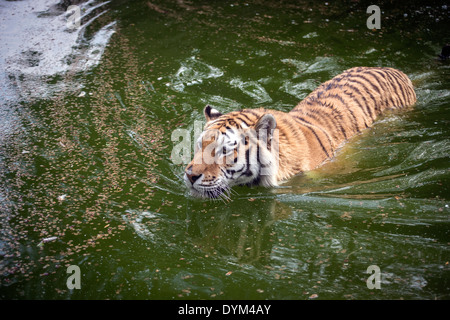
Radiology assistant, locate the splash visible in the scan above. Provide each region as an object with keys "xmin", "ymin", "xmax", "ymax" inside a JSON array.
[
  {"xmin": 0, "ymin": 0, "xmax": 116, "ymax": 101},
  {"xmin": 169, "ymin": 55, "xmax": 224, "ymax": 92}
]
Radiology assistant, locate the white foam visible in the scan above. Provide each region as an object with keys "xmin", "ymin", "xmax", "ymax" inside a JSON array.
[{"xmin": 0, "ymin": 0, "xmax": 116, "ymax": 101}]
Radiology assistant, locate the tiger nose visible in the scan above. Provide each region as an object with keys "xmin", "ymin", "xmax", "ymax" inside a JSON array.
[{"xmin": 186, "ymin": 173, "xmax": 202, "ymax": 184}]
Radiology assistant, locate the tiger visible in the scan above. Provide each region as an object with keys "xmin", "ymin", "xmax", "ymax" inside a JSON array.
[{"xmin": 184, "ymin": 67, "xmax": 416, "ymax": 199}]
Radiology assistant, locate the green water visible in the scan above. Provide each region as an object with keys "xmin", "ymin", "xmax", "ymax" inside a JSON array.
[{"xmin": 1, "ymin": 0, "xmax": 449, "ymax": 300}]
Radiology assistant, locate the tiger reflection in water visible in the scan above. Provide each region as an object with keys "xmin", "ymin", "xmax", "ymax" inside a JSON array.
[{"xmin": 184, "ymin": 67, "xmax": 416, "ymax": 199}]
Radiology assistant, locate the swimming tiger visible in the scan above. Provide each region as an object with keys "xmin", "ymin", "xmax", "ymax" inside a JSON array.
[{"xmin": 184, "ymin": 67, "xmax": 416, "ymax": 199}]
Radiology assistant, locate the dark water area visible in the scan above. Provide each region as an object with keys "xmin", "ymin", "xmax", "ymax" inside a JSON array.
[{"xmin": 0, "ymin": 0, "xmax": 449, "ymax": 299}]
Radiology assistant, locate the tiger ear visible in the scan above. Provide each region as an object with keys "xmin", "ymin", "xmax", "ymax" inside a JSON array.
[
  {"xmin": 255, "ymin": 114, "xmax": 277, "ymax": 133},
  {"xmin": 204, "ymin": 105, "xmax": 223, "ymax": 122}
]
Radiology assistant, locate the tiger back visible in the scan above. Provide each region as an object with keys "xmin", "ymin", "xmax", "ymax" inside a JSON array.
[{"xmin": 184, "ymin": 67, "xmax": 416, "ymax": 199}]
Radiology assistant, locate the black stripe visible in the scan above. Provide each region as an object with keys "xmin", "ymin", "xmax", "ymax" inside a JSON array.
[
  {"xmin": 291, "ymin": 115, "xmax": 332, "ymax": 158},
  {"xmin": 292, "ymin": 111, "xmax": 335, "ymax": 150},
  {"xmin": 366, "ymin": 70, "xmax": 397, "ymax": 109},
  {"xmin": 315, "ymin": 99, "xmax": 348, "ymax": 140},
  {"xmin": 246, "ymin": 109, "xmax": 262, "ymax": 118},
  {"xmin": 221, "ymin": 167, "xmax": 232, "ymax": 179},
  {"xmin": 300, "ymin": 108, "xmax": 330, "ymax": 132},
  {"xmin": 238, "ymin": 112, "xmax": 254, "ymax": 124},
  {"xmin": 340, "ymin": 87, "xmax": 370, "ymax": 128},
  {"xmin": 324, "ymin": 81, "xmax": 345, "ymax": 91},
  {"xmin": 327, "ymin": 92, "xmax": 360, "ymax": 134},
  {"xmin": 256, "ymin": 142, "xmax": 260, "ymax": 167},
  {"xmin": 235, "ymin": 164, "xmax": 245, "ymax": 173},
  {"xmin": 350, "ymin": 74, "xmax": 382, "ymax": 97},
  {"xmin": 344, "ymin": 81, "xmax": 375, "ymax": 121},
  {"xmin": 386, "ymin": 70, "xmax": 409, "ymax": 106},
  {"xmin": 345, "ymin": 78, "xmax": 378, "ymax": 119},
  {"xmin": 370, "ymin": 69, "xmax": 401, "ymax": 107},
  {"xmin": 236, "ymin": 116, "xmax": 250, "ymax": 127},
  {"xmin": 393, "ymin": 70, "xmax": 414, "ymax": 103},
  {"xmin": 292, "ymin": 112, "xmax": 334, "ymax": 148},
  {"xmin": 392, "ymin": 70, "xmax": 414, "ymax": 104},
  {"xmin": 280, "ymin": 117, "xmax": 299, "ymax": 139},
  {"xmin": 383, "ymin": 70, "xmax": 406, "ymax": 106}
]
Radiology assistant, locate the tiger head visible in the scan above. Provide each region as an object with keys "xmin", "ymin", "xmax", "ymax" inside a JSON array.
[{"xmin": 184, "ymin": 106, "xmax": 279, "ymax": 199}]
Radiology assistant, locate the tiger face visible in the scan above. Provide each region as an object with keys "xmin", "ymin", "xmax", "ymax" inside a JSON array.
[{"xmin": 184, "ymin": 106, "xmax": 279, "ymax": 199}]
